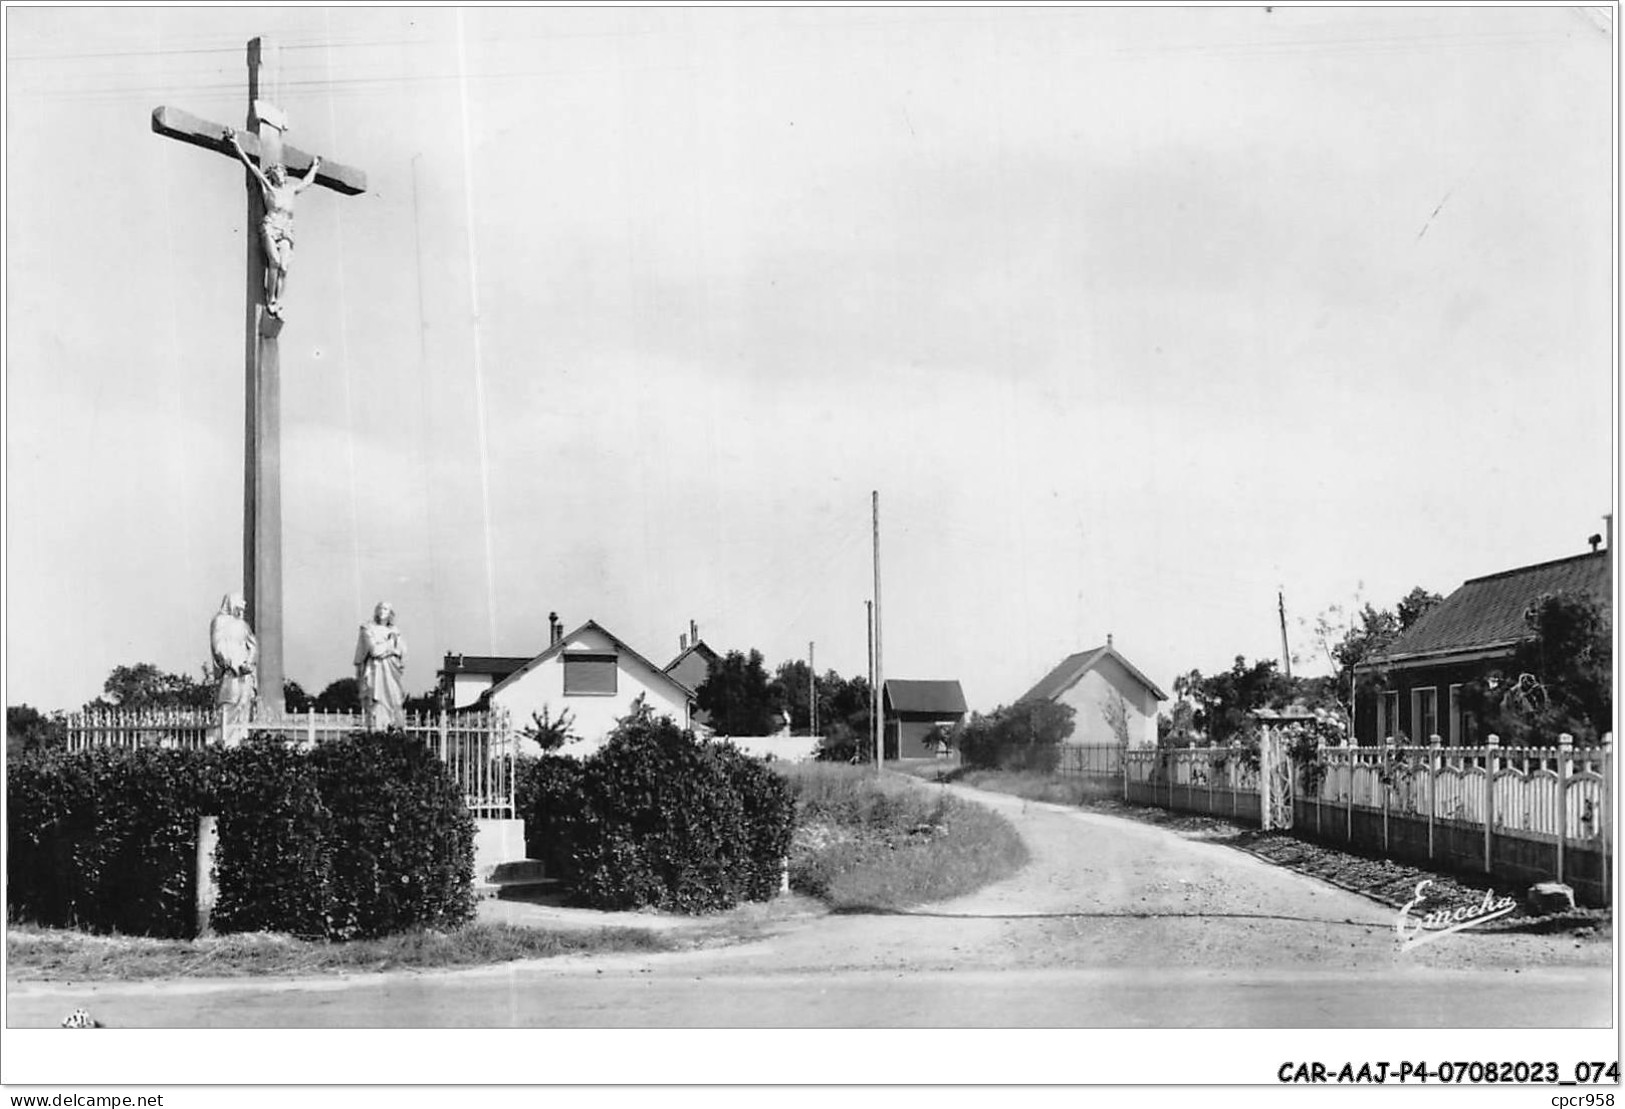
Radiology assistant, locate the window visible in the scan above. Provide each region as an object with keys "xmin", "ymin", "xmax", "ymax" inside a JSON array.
[
  {"xmin": 1448, "ymin": 685, "xmax": 1463, "ymax": 746},
  {"xmin": 1379, "ymin": 691, "xmax": 1399, "ymax": 741},
  {"xmin": 1411, "ymin": 687, "xmax": 1438, "ymax": 744},
  {"xmin": 563, "ymin": 652, "xmax": 617, "ymax": 695}
]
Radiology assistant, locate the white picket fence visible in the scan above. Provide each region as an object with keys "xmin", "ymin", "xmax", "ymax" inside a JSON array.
[
  {"xmin": 1060, "ymin": 732, "xmax": 1612, "ymax": 902},
  {"xmin": 62, "ymin": 707, "xmax": 516, "ymax": 818},
  {"xmin": 1311, "ymin": 737, "xmax": 1609, "ymax": 843}
]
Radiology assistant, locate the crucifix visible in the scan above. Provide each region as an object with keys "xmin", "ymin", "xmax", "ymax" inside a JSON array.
[{"xmin": 152, "ymin": 36, "xmax": 367, "ymax": 718}]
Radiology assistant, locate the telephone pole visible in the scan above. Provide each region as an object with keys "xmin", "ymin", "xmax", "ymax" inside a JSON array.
[
  {"xmin": 872, "ymin": 491, "xmax": 883, "ymax": 770},
  {"xmin": 867, "ymin": 600, "xmax": 876, "ymax": 769},
  {"xmin": 1278, "ymin": 588, "xmax": 1293, "ymax": 679},
  {"xmin": 808, "ymin": 640, "xmax": 817, "ymax": 736}
]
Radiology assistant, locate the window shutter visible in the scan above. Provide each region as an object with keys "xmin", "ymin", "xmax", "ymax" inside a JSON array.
[{"xmin": 564, "ymin": 653, "xmax": 618, "ymax": 695}]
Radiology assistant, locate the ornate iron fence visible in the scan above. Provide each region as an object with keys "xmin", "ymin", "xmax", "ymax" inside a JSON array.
[{"xmin": 61, "ymin": 707, "xmax": 515, "ymax": 818}]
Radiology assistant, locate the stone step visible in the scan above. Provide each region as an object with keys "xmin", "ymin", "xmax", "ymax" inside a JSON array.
[
  {"xmin": 487, "ymin": 859, "xmax": 548, "ymax": 884},
  {"xmin": 473, "ymin": 858, "xmax": 555, "ymax": 900}
]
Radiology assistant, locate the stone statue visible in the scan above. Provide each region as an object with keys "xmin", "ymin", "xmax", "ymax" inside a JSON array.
[
  {"xmin": 224, "ymin": 129, "xmax": 320, "ymax": 319},
  {"xmin": 355, "ymin": 601, "xmax": 407, "ymax": 730},
  {"xmin": 209, "ymin": 593, "xmax": 258, "ymax": 730}
]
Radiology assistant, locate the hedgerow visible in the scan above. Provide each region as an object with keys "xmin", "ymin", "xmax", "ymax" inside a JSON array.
[
  {"xmin": 6, "ymin": 733, "xmax": 475, "ymax": 940},
  {"xmin": 521, "ymin": 704, "xmax": 796, "ymax": 913}
]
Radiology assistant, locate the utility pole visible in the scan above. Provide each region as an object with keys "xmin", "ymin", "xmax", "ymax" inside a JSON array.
[
  {"xmin": 872, "ymin": 490, "xmax": 883, "ymax": 770},
  {"xmin": 1278, "ymin": 588, "xmax": 1292, "ymax": 680},
  {"xmin": 867, "ymin": 600, "xmax": 875, "ymax": 768},
  {"xmin": 808, "ymin": 640, "xmax": 817, "ymax": 737}
]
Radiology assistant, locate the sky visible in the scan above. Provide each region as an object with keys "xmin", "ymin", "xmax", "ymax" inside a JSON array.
[{"xmin": 4, "ymin": 5, "xmax": 1617, "ymax": 716}]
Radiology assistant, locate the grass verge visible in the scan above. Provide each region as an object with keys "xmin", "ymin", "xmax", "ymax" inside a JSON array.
[
  {"xmin": 779, "ymin": 763, "xmax": 1029, "ymax": 912},
  {"xmin": 6, "ymin": 921, "xmax": 677, "ymax": 981}
]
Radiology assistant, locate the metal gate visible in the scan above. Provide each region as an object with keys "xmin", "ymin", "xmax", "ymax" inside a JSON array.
[{"xmin": 1259, "ymin": 724, "xmax": 1294, "ymax": 830}]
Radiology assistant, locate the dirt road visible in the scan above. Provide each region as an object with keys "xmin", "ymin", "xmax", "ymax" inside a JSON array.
[{"xmin": 7, "ymin": 782, "xmax": 1612, "ymax": 1032}]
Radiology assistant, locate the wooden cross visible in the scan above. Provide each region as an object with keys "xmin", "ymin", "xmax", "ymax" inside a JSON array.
[{"xmin": 152, "ymin": 37, "xmax": 367, "ymax": 718}]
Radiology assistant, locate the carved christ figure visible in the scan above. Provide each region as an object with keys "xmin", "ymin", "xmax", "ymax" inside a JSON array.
[{"xmin": 224, "ymin": 129, "xmax": 320, "ymax": 318}]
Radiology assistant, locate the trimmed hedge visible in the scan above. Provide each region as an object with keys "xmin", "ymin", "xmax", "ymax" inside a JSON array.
[
  {"xmin": 521, "ymin": 708, "xmax": 795, "ymax": 913},
  {"xmin": 7, "ymin": 733, "xmax": 476, "ymax": 940}
]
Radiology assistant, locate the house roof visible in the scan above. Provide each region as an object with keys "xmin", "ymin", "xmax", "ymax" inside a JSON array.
[
  {"xmin": 883, "ymin": 679, "xmax": 968, "ymax": 716},
  {"xmin": 1019, "ymin": 644, "xmax": 1169, "ymax": 704},
  {"xmin": 663, "ymin": 640, "xmax": 720, "ymax": 674},
  {"xmin": 1362, "ymin": 550, "xmax": 1611, "ymax": 670},
  {"xmin": 438, "ymin": 654, "xmax": 530, "ymax": 679},
  {"xmin": 485, "ymin": 620, "xmax": 697, "ymax": 700}
]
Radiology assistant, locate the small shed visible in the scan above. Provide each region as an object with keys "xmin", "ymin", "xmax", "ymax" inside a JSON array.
[{"xmin": 883, "ymin": 679, "xmax": 969, "ymax": 759}]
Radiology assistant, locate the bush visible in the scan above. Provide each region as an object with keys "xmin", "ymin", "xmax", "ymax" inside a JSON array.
[
  {"xmin": 6, "ymin": 733, "xmax": 476, "ymax": 940},
  {"xmin": 6, "ymin": 746, "xmax": 215, "ymax": 938},
  {"xmin": 956, "ymin": 701, "xmax": 1075, "ymax": 772},
  {"xmin": 514, "ymin": 753, "xmax": 584, "ymax": 873},
  {"xmin": 306, "ymin": 734, "xmax": 476, "ymax": 939},
  {"xmin": 524, "ymin": 706, "xmax": 795, "ymax": 913}
]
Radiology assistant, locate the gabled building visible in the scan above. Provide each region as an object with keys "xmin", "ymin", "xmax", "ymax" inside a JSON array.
[
  {"xmin": 1018, "ymin": 636, "xmax": 1166, "ymax": 748},
  {"xmin": 882, "ymin": 679, "xmax": 968, "ymax": 758},
  {"xmin": 478, "ymin": 617, "xmax": 696, "ymax": 756},
  {"xmin": 1354, "ymin": 548, "xmax": 1611, "ymax": 745},
  {"xmin": 664, "ymin": 625, "xmax": 720, "ymax": 731}
]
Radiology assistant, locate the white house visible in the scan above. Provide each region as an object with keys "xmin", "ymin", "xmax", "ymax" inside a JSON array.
[
  {"xmin": 484, "ymin": 619, "xmax": 697, "ymax": 757},
  {"xmin": 1018, "ymin": 635, "xmax": 1166, "ymax": 749}
]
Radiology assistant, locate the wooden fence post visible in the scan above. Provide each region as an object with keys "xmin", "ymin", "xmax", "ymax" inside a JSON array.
[
  {"xmin": 1346, "ymin": 745, "xmax": 1354, "ymax": 844},
  {"xmin": 1428, "ymin": 735, "xmax": 1441, "ymax": 862},
  {"xmin": 1602, "ymin": 733, "xmax": 1613, "ymax": 904},
  {"xmin": 1231, "ymin": 741, "xmax": 1239, "ymax": 819},
  {"xmin": 195, "ymin": 815, "xmax": 219, "ymax": 936},
  {"xmin": 1382, "ymin": 739, "xmax": 1392, "ymax": 854},
  {"xmin": 1556, "ymin": 733, "xmax": 1572, "ymax": 887},
  {"xmin": 1483, "ymin": 734, "xmax": 1499, "ymax": 875}
]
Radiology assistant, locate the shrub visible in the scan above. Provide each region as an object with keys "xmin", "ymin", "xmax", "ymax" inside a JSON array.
[
  {"xmin": 956, "ymin": 701, "xmax": 1075, "ymax": 773},
  {"xmin": 6, "ymin": 733, "xmax": 476, "ymax": 940},
  {"xmin": 211, "ymin": 739, "xmax": 329, "ymax": 937},
  {"xmin": 514, "ymin": 753, "xmax": 584, "ymax": 873},
  {"xmin": 306, "ymin": 734, "xmax": 477, "ymax": 939},
  {"xmin": 6, "ymin": 746, "xmax": 215, "ymax": 938},
  {"xmin": 524, "ymin": 706, "xmax": 795, "ymax": 913}
]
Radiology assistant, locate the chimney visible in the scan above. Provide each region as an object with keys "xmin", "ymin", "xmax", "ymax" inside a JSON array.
[
  {"xmin": 1590, "ymin": 533, "xmax": 1602, "ymax": 554},
  {"xmin": 680, "ymin": 633, "xmax": 688, "ymax": 652},
  {"xmin": 690, "ymin": 619, "xmax": 698, "ymax": 644},
  {"xmin": 549, "ymin": 611, "xmax": 561, "ymax": 646},
  {"xmin": 1107, "ymin": 632, "xmax": 1113, "ymax": 649}
]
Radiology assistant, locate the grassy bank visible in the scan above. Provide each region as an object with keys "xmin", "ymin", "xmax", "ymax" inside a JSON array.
[
  {"xmin": 780, "ymin": 764, "xmax": 1029, "ymax": 912},
  {"xmin": 6, "ymin": 921, "xmax": 676, "ymax": 981}
]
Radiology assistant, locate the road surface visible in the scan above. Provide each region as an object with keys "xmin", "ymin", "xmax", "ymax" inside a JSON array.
[{"xmin": 7, "ymin": 782, "xmax": 1612, "ymax": 1030}]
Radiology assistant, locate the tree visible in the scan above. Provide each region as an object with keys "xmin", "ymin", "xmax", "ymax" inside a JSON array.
[
  {"xmin": 1396, "ymin": 586, "xmax": 1445, "ymax": 632},
  {"xmin": 1174, "ymin": 657, "xmax": 1292, "ymax": 745},
  {"xmin": 1157, "ymin": 698, "xmax": 1198, "ymax": 747},
  {"xmin": 957, "ymin": 699, "xmax": 1075, "ymax": 772},
  {"xmin": 1101, "ymin": 690, "xmax": 1132, "ymax": 749},
  {"xmin": 1305, "ymin": 585, "xmax": 1441, "ymax": 731},
  {"xmin": 521, "ymin": 706, "xmax": 579, "ymax": 751},
  {"xmin": 283, "ymin": 680, "xmax": 313, "ymax": 714},
  {"xmin": 402, "ymin": 690, "xmax": 440, "ymax": 716},
  {"xmin": 86, "ymin": 662, "xmax": 213, "ymax": 712},
  {"xmin": 696, "ymin": 649, "xmax": 782, "ymax": 736},
  {"xmin": 772, "ymin": 659, "xmax": 815, "ymax": 734},
  {"xmin": 1467, "ymin": 590, "xmax": 1612, "ymax": 744},
  {"xmin": 6, "ymin": 704, "xmax": 64, "ymax": 758},
  {"xmin": 813, "ymin": 673, "xmax": 874, "ymax": 761},
  {"xmin": 314, "ymin": 678, "xmax": 361, "ymax": 713}
]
